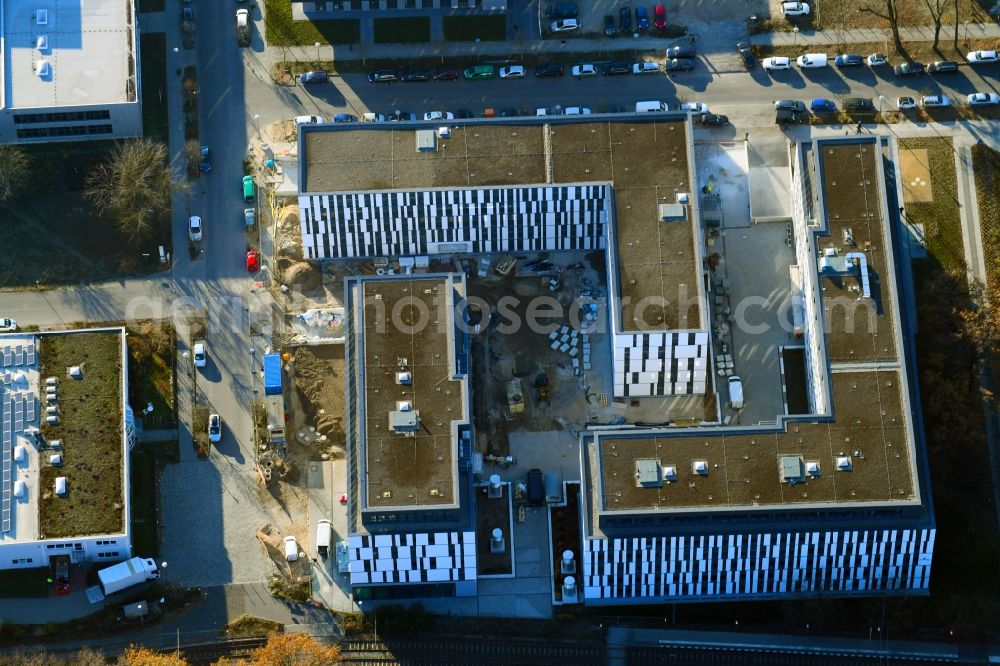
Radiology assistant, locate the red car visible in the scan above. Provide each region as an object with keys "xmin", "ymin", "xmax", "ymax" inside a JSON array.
[
  {"xmin": 653, "ymin": 3, "xmax": 666, "ymax": 29},
  {"xmin": 246, "ymin": 249, "xmax": 260, "ymax": 272}
]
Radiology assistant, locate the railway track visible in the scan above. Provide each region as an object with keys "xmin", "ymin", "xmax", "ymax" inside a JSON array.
[
  {"xmin": 339, "ymin": 637, "xmax": 604, "ymax": 665},
  {"xmin": 178, "ymin": 637, "xmax": 269, "ymax": 664}
]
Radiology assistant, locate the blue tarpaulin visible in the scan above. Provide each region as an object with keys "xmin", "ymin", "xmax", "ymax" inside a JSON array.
[{"xmin": 263, "ymin": 353, "xmax": 282, "ymax": 396}]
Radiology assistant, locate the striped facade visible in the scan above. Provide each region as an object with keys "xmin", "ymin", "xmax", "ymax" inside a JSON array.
[
  {"xmin": 347, "ymin": 531, "xmax": 476, "ymax": 586},
  {"xmin": 613, "ymin": 332, "xmax": 710, "ymax": 398},
  {"xmin": 299, "ymin": 185, "xmax": 609, "ymax": 259},
  {"xmin": 583, "ymin": 528, "xmax": 935, "ymax": 603}
]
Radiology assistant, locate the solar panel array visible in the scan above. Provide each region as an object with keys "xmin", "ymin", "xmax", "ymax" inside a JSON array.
[{"xmin": 0, "ymin": 342, "xmax": 37, "ymax": 534}]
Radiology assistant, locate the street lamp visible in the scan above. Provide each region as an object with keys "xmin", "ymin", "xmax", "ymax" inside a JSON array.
[
  {"xmin": 315, "ymin": 41, "xmax": 321, "ymax": 63},
  {"xmin": 254, "ymin": 114, "xmax": 261, "ymax": 140}
]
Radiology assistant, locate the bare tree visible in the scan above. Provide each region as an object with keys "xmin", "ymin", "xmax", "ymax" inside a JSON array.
[
  {"xmin": 85, "ymin": 138, "xmax": 178, "ymax": 243},
  {"xmin": 861, "ymin": 0, "xmax": 905, "ymax": 55},
  {"xmin": 953, "ymin": 0, "xmax": 960, "ymax": 50},
  {"xmin": 922, "ymin": 0, "xmax": 948, "ymax": 51},
  {"xmin": 0, "ymin": 144, "xmax": 32, "ymax": 202}
]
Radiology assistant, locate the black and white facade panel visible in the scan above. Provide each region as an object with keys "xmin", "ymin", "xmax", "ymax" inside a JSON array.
[{"xmin": 299, "ymin": 185, "xmax": 609, "ymax": 259}]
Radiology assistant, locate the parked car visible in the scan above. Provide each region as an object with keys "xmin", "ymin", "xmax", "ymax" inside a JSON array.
[
  {"xmin": 866, "ymin": 53, "xmax": 888, "ymax": 66},
  {"xmin": 966, "ymin": 50, "xmax": 998, "ymax": 64},
  {"xmin": 928, "ymin": 60, "xmax": 958, "ymax": 73},
  {"xmin": 632, "ymin": 61, "xmax": 660, "ymax": 74},
  {"xmin": 235, "ymin": 9, "xmax": 250, "ymax": 47},
  {"xmin": 699, "ymin": 112, "xmax": 729, "ymax": 126},
  {"xmin": 737, "ymin": 41, "xmax": 756, "ymax": 69},
  {"xmin": 0, "ymin": 318, "xmax": 18, "ymax": 332},
  {"xmin": 664, "ymin": 58, "xmax": 695, "ymax": 72},
  {"xmin": 810, "ymin": 98, "xmax": 836, "ymax": 112},
  {"xmin": 571, "ymin": 63, "xmax": 597, "ymax": 77},
  {"xmin": 834, "ymin": 54, "xmax": 863, "ymax": 67},
  {"xmin": 208, "ymin": 414, "xmax": 222, "ymax": 444},
  {"xmin": 605, "ymin": 61, "xmax": 631, "ymax": 75},
  {"xmin": 604, "ymin": 14, "xmax": 616, "ymax": 36},
  {"xmin": 564, "ymin": 106, "xmax": 592, "ymax": 115},
  {"xmin": 362, "ymin": 112, "xmax": 386, "ymax": 122},
  {"xmin": 463, "ymin": 65, "xmax": 495, "ymax": 80},
  {"xmin": 498, "ymin": 108, "xmax": 524, "ymax": 117},
  {"xmin": 244, "ymin": 207, "xmax": 256, "ymax": 227},
  {"xmin": 921, "ymin": 95, "xmax": 951, "ymax": 107},
  {"xmin": 188, "ymin": 215, "xmax": 202, "ymax": 241},
  {"xmin": 896, "ymin": 96, "xmax": 917, "ymax": 110},
  {"xmin": 297, "ymin": 70, "xmax": 328, "ymax": 83},
  {"xmin": 387, "ymin": 110, "xmax": 416, "ymax": 121},
  {"xmin": 246, "ymin": 249, "xmax": 260, "ymax": 272},
  {"xmin": 968, "ymin": 92, "xmax": 1000, "ymax": 106},
  {"xmin": 423, "ymin": 111, "xmax": 454, "ymax": 121},
  {"xmin": 550, "ymin": 18, "xmax": 579, "ymax": 32},
  {"xmin": 499, "ymin": 65, "xmax": 526, "ymax": 79},
  {"xmin": 893, "ymin": 61, "xmax": 925, "ymax": 76},
  {"xmin": 666, "ymin": 45, "xmax": 695, "ymax": 59},
  {"xmin": 401, "ymin": 70, "xmax": 431, "ymax": 82},
  {"xmin": 545, "ymin": 1, "xmax": 578, "ymax": 19},
  {"xmin": 843, "ymin": 97, "xmax": 875, "ymax": 112},
  {"xmin": 619, "ymin": 6, "xmax": 632, "ymax": 32},
  {"xmin": 653, "ymin": 3, "xmax": 666, "ymax": 29},
  {"xmin": 198, "ymin": 145, "xmax": 212, "ymax": 173},
  {"xmin": 535, "ymin": 63, "xmax": 565, "ymax": 77},
  {"xmin": 762, "ymin": 56, "xmax": 791, "ymax": 71},
  {"xmin": 193, "ymin": 342, "xmax": 207, "ymax": 368},
  {"xmin": 679, "ymin": 102, "xmax": 708, "ymax": 114},
  {"xmin": 775, "ymin": 108, "xmax": 803, "ymax": 124},
  {"xmin": 454, "ymin": 109, "xmax": 475, "ymax": 118},
  {"xmin": 293, "ymin": 115, "xmax": 323, "ymax": 125},
  {"xmin": 635, "ymin": 5, "xmax": 649, "ymax": 30},
  {"xmin": 781, "ymin": 1, "xmax": 810, "ymax": 15},
  {"xmin": 333, "ymin": 113, "xmax": 356, "ymax": 122},
  {"xmin": 432, "ymin": 69, "xmax": 458, "ymax": 81},
  {"xmin": 242, "ymin": 175, "xmax": 255, "ymax": 203},
  {"xmin": 797, "ymin": 53, "xmax": 828, "ymax": 68},
  {"xmin": 774, "ymin": 99, "xmax": 806, "ymax": 113}
]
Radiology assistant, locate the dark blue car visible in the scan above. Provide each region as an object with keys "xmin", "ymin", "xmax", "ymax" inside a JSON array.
[
  {"xmin": 810, "ymin": 98, "xmax": 836, "ymax": 112},
  {"xmin": 635, "ymin": 5, "xmax": 649, "ymax": 30}
]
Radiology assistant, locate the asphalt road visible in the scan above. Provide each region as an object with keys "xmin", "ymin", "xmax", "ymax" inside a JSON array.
[{"xmin": 249, "ymin": 57, "xmax": 1000, "ymax": 129}]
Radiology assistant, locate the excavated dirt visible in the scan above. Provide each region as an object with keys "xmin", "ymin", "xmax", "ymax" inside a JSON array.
[{"xmin": 287, "ymin": 345, "xmax": 346, "ymax": 460}]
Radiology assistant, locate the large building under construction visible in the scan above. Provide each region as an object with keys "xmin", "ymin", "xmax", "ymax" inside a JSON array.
[{"xmin": 302, "ymin": 117, "xmax": 934, "ymax": 611}]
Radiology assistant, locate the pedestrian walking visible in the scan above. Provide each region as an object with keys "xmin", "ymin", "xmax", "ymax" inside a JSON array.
[{"xmin": 856, "ymin": 121, "xmax": 863, "ymax": 134}]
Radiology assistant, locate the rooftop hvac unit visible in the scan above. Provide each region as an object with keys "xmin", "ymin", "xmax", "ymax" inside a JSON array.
[
  {"xmin": 46, "ymin": 415, "xmax": 59, "ymax": 425},
  {"xmin": 490, "ymin": 528, "xmax": 505, "ymax": 554},
  {"xmin": 395, "ymin": 371, "xmax": 413, "ymax": 386},
  {"xmin": 35, "ymin": 60, "xmax": 51, "ymax": 79},
  {"xmin": 663, "ymin": 465, "xmax": 677, "ymax": 481},
  {"xmin": 14, "ymin": 480, "xmax": 26, "ymax": 499},
  {"xmin": 36, "ymin": 9, "xmax": 48, "ymax": 24},
  {"xmin": 46, "ymin": 377, "xmax": 58, "ymax": 387},
  {"xmin": 561, "ymin": 550, "xmax": 576, "ymax": 574},
  {"xmin": 45, "ymin": 405, "xmax": 58, "ymax": 415},
  {"xmin": 68, "ymin": 366, "xmax": 82, "ymax": 378},
  {"xmin": 48, "ymin": 439, "xmax": 62, "ymax": 449},
  {"xmin": 13, "ymin": 445, "xmax": 25, "ymax": 463},
  {"xmin": 396, "ymin": 400, "xmax": 413, "ymax": 412},
  {"xmin": 658, "ymin": 203, "xmax": 686, "ymax": 222},
  {"xmin": 415, "ymin": 130, "xmax": 438, "ymax": 153},
  {"xmin": 49, "ymin": 453, "xmax": 62, "ymax": 466},
  {"xmin": 692, "ymin": 460, "xmax": 709, "ymax": 476},
  {"xmin": 36, "ymin": 35, "xmax": 48, "ymax": 51},
  {"xmin": 54, "ymin": 476, "xmax": 67, "ymax": 496},
  {"xmin": 836, "ymin": 456, "xmax": 853, "ymax": 471}
]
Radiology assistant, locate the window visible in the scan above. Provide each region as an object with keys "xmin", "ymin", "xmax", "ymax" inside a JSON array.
[
  {"xmin": 14, "ymin": 109, "xmax": 111, "ymax": 124},
  {"xmin": 10, "ymin": 558, "xmax": 33, "ymax": 565},
  {"xmin": 97, "ymin": 551, "xmax": 120, "ymax": 559},
  {"xmin": 16, "ymin": 124, "xmax": 112, "ymax": 139}
]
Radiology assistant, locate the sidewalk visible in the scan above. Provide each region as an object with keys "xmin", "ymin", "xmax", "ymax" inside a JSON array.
[{"xmin": 262, "ymin": 21, "xmax": 1000, "ymax": 66}]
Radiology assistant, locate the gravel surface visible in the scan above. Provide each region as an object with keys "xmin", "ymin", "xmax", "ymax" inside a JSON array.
[{"xmin": 160, "ymin": 458, "xmax": 281, "ymax": 586}]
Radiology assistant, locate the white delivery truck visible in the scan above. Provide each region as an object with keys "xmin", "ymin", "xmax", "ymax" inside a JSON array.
[
  {"xmin": 316, "ymin": 520, "xmax": 333, "ymax": 559},
  {"xmin": 88, "ymin": 557, "xmax": 160, "ymax": 603}
]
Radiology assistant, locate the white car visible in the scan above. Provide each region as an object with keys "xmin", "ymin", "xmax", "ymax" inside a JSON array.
[
  {"xmin": 896, "ymin": 96, "xmax": 917, "ymax": 110},
  {"xmin": 498, "ymin": 65, "xmax": 525, "ymax": 79},
  {"xmin": 535, "ymin": 108, "xmax": 549, "ymax": 116},
  {"xmin": 967, "ymin": 50, "xmax": 998, "ymax": 64},
  {"xmin": 679, "ymin": 102, "xmax": 709, "ymax": 114},
  {"xmin": 564, "ymin": 107, "xmax": 592, "ymax": 115},
  {"xmin": 193, "ymin": 342, "xmax": 207, "ymax": 368},
  {"xmin": 208, "ymin": 413, "xmax": 222, "ymax": 443},
  {"xmin": 866, "ymin": 53, "xmax": 888, "ymax": 66},
  {"xmin": 968, "ymin": 92, "xmax": 1000, "ymax": 106},
  {"xmin": 423, "ymin": 111, "xmax": 455, "ymax": 121},
  {"xmin": 781, "ymin": 1, "xmax": 810, "ymax": 15},
  {"xmin": 632, "ymin": 61, "xmax": 660, "ymax": 74},
  {"xmin": 550, "ymin": 18, "xmax": 579, "ymax": 32},
  {"xmin": 797, "ymin": 53, "xmax": 828, "ymax": 68},
  {"xmin": 920, "ymin": 95, "xmax": 951, "ymax": 108},
  {"xmin": 0, "ymin": 318, "xmax": 17, "ymax": 332},
  {"xmin": 293, "ymin": 115, "xmax": 323, "ymax": 125},
  {"xmin": 188, "ymin": 215, "xmax": 202, "ymax": 241},
  {"xmin": 571, "ymin": 64, "xmax": 597, "ymax": 78},
  {"xmin": 762, "ymin": 56, "xmax": 791, "ymax": 71}
]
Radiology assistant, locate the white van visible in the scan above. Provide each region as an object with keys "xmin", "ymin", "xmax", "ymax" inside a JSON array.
[
  {"xmin": 797, "ymin": 53, "xmax": 828, "ymax": 68},
  {"xmin": 316, "ymin": 520, "xmax": 332, "ymax": 559},
  {"xmin": 635, "ymin": 100, "xmax": 669, "ymax": 113},
  {"xmin": 284, "ymin": 536, "xmax": 299, "ymax": 562},
  {"xmin": 728, "ymin": 375, "xmax": 745, "ymax": 410}
]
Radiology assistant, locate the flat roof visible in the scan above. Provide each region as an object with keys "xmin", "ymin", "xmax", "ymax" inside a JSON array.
[
  {"xmin": 359, "ymin": 276, "xmax": 467, "ymax": 509},
  {"xmin": 302, "ymin": 119, "xmax": 700, "ymax": 331},
  {"xmin": 818, "ymin": 143, "xmax": 898, "ymax": 363},
  {"xmin": 2, "ymin": 0, "xmax": 136, "ymax": 110},
  {"xmin": 0, "ymin": 329, "xmax": 127, "ymax": 545},
  {"xmin": 587, "ymin": 136, "xmax": 922, "ymax": 517}
]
